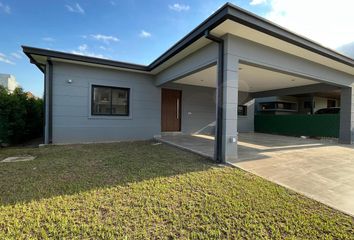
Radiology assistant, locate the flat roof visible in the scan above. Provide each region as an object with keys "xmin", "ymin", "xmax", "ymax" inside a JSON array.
[{"xmin": 23, "ymin": 2, "xmax": 354, "ymax": 73}]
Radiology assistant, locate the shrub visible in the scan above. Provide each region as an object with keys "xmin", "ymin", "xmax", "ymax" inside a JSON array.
[{"xmin": 0, "ymin": 86, "xmax": 43, "ymax": 145}]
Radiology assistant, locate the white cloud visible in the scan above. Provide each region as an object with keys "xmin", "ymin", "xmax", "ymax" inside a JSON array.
[
  {"xmin": 78, "ymin": 44, "xmax": 88, "ymax": 52},
  {"xmin": 90, "ymin": 34, "xmax": 119, "ymax": 44},
  {"xmin": 263, "ymin": 0, "xmax": 354, "ymax": 49},
  {"xmin": 0, "ymin": 2, "xmax": 10, "ymax": 14},
  {"xmin": 71, "ymin": 44, "xmax": 105, "ymax": 58},
  {"xmin": 11, "ymin": 52, "xmax": 22, "ymax": 59},
  {"xmin": 250, "ymin": 0, "xmax": 267, "ymax": 5},
  {"xmin": 169, "ymin": 3, "xmax": 190, "ymax": 12},
  {"xmin": 139, "ymin": 30, "xmax": 152, "ymax": 38},
  {"xmin": 42, "ymin": 37, "xmax": 55, "ymax": 42},
  {"xmin": 0, "ymin": 53, "xmax": 15, "ymax": 64},
  {"xmin": 65, "ymin": 3, "xmax": 85, "ymax": 14}
]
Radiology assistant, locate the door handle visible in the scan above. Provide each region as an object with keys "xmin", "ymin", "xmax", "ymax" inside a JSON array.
[{"xmin": 176, "ymin": 98, "xmax": 179, "ymax": 119}]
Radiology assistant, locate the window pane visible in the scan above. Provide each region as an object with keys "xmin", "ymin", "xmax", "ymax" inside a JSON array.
[
  {"xmin": 304, "ymin": 101, "xmax": 312, "ymax": 109},
  {"xmin": 327, "ymin": 100, "xmax": 336, "ymax": 108},
  {"xmin": 238, "ymin": 105, "xmax": 247, "ymax": 116},
  {"xmin": 112, "ymin": 88, "xmax": 129, "ymax": 115},
  {"xmin": 260, "ymin": 102, "xmax": 275, "ymax": 110},
  {"xmin": 93, "ymin": 87, "xmax": 111, "ymax": 114}
]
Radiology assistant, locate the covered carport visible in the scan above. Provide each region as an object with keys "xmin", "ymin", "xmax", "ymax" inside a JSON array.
[
  {"xmin": 154, "ymin": 4, "xmax": 354, "ymax": 164},
  {"xmin": 157, "ymin": 61, "xmax": 343, "ymax": 161}
]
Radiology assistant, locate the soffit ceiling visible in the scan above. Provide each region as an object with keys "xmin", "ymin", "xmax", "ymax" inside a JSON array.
[
  {"xmin": 211, "ymin": 20, "xmax": 354, "ymax": 75},
  {"xmin": 30, "ymin": 55, "xmax": 150, "ymax": 74},
  {"xmin": 175, "ymin": 63, "xmax": 318, "ymax": 92},
  {"xmin": 150, "ymin": 38, "xmax": 211, "ymax": 74},
  {"xmin": 153, "ymin": 20, "xmax": 354, "ymax": 75}
]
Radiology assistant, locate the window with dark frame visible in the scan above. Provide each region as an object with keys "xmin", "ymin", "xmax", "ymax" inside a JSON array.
[
  {"xmin": 238, "ymin": 105, "xmax": 247, "ymax": 116},
  {"xmin": 327, "ymin": 99, "xmax": 336, "ymax": 108},
  {"xmin": 304, "ymin": 101, "xmax": 312, "ymax": 109},
  {"xmin": 259, "ymin": 101, "xmax": 297, "ymax": 111},
  {"xmin": 91, "ymin": 85, "xmax": 130, "ymax": 116}
]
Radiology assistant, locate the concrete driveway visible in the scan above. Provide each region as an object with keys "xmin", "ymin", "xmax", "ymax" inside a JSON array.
[{"xmin": 157, "ymin": 133, "xmax": 354, "ymax": 216}]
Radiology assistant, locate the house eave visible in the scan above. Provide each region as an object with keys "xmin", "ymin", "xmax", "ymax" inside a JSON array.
[{"xmin": 22, "ymin": 46, "xmax": 149, "ymax": 73}]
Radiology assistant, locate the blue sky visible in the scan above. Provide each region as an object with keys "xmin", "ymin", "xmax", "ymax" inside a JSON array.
[{"xmin": 0, "ymin": 0, "xmax": 353, "ymax": 97}]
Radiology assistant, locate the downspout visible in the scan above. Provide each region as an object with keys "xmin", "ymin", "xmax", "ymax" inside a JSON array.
[
  {"xmin": 43, "ymin": 64, "xmax": 47, "ymax": 143},
  {"xmin": 205, "ymin": 30, "xmax": 224, "ymax": 163},
  {"xmin": 47, "ymin": 60, "xmax": 53, "ymax": 144}
]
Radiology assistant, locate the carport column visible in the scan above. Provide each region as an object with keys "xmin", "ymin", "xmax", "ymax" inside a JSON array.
[
  {"xmin": 339, "ymin": 85, "xmax": 354, "ymax": 144},
  {"xmin": 221, "ymin": 36, "xmax": 239, "ymax": 162}
]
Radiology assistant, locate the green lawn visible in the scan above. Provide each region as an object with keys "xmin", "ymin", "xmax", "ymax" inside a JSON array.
[{"xmin": 0, "ymin": 141, "xmax": 353, "ymax": 239}]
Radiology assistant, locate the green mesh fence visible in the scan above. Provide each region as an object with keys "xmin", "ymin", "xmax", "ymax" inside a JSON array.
[{"xmin": 255, "ymin": 114, "xmax": 339, "ymax": 138}]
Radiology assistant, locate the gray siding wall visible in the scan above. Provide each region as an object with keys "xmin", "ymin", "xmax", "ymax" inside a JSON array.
[
  {"xmin": 163, "ymin": 83, "xmax": 254, "ymax": 134},
  {"xmin": 238, "ymin": 91, "xmax": 254, "ymax": 132},
  {"xmin": 238, "ymin": 99, "xmax": 254, "ymax": 132},
  {"xmin": 51, "ymin": 62, "xmax": 160, "ymax": 144},
  {"xmin": 163, "ymin": 83, "xmax": 216, "ymax": 134}
]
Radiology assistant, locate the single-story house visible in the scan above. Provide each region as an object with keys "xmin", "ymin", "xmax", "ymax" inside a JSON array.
[
  {"xmin": 255, "ymin": 94, "xmax": 340, "ymax": 115},
  {"xmin": 23, "ymin": 3, "xmax": 354, "ymax": 163}
]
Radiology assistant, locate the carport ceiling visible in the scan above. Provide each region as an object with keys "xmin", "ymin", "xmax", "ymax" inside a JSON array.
[{"xmin": 174, "ymin": 64, "xmax": 318, "ymax": 92}]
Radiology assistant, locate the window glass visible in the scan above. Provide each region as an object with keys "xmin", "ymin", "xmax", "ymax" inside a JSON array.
[
  {"xmin": 93, "ymin": 87, "xmax": 111, "ymax": 115},
  {"xmin": 112, "ymin": 88, "xmax": 129, "ymax": 115},
  {"xmin": 327, "ymin": 99, "xmax": 336, "ymax": 108},
  {"xmin": 259, "ymin": 101, "xmax": 297, "ymax": 111},
  {"xmin": 238, "ymin": 105, "xmax": 247, "ymax": 116},
  {"xmin": 304, "ymin": 101, "xmax": 312, "ymax": 109},
  {"xmin": 260, "ymin": 102, "xmax": 276, "ymax": 110},
  {"xmin": 92, "ymin": 85, "xmax": 129, "ymax": 116}
]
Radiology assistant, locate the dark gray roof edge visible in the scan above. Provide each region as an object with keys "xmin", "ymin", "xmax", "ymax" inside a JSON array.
[
  {"xmin": 23, "ymin": 2, "xmax": 354, "ymax": 72},
  {"xmin": 225, "ymin": 3, "xmax": 354, "ymax": 66},
  {"xmin": 148, "ymin": 2, "xmax": 353, "ymax": 68},
  {"xmin": 22, "ymin": 46, "xmax": 149, "ymax": 71}
]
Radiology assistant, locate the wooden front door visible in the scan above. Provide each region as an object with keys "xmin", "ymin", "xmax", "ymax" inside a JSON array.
[{"xmin": 161, "ymin": 89, "xmax": 181, "ymax": 132}]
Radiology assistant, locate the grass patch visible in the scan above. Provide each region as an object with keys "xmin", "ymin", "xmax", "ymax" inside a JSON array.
[{"xmin": 0, "ymin": 141, "xmax": 353, "ymax": 239}]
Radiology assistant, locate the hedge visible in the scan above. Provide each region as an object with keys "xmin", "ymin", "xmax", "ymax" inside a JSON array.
[{"xmin": 0, "ymin": 86, "xmax": 43, "ymax": 145}]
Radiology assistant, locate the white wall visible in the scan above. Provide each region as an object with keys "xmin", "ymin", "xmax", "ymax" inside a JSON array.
[
  {"xmin": 0, "ymin": 74, "xmax": 19, "ymax": 92},
  {"xmin": 313, "ymin": 96, "xmax": 339, "ymax": 112}
]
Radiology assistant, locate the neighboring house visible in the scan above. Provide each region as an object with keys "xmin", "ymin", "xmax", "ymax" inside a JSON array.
[
  {"xmin": 23, "ymin": 3, "xmax": 354, "ymax": 163},
  {"xmin": 26, "ymin": 91, "xmax": 39, "ymax": 100},
  {"xmin": 256, "ymin": 94, "xmax": 340, "ymax": 115},
  {"xmin": 0, "ymin": 74, "xmax": 19, "ymax": 93},
  {"xmin": 254, "ymin": 94, "xmax": 342, "ymax": 138}
]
